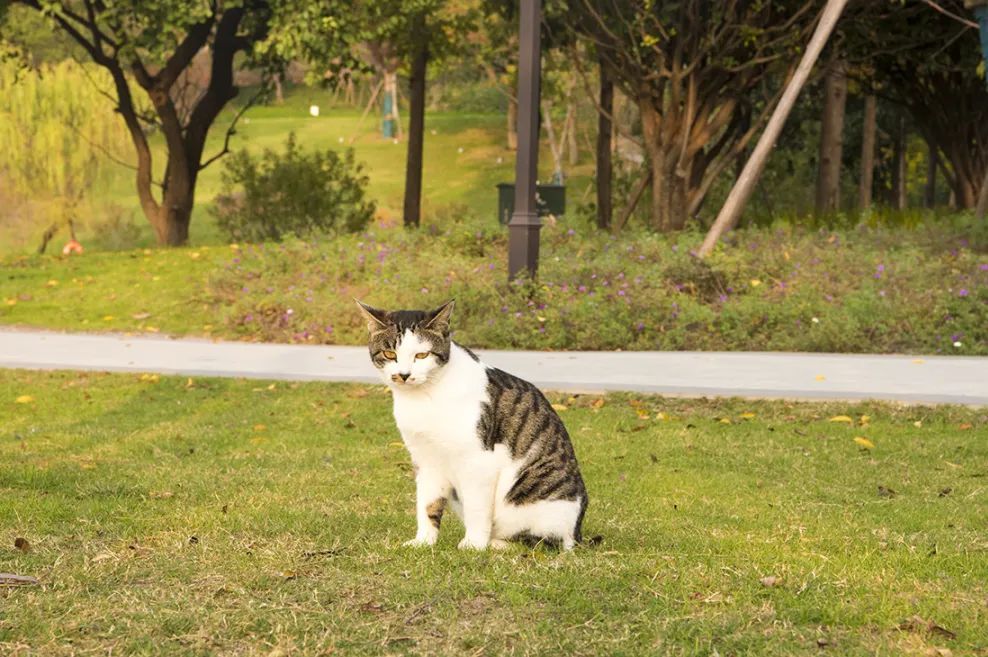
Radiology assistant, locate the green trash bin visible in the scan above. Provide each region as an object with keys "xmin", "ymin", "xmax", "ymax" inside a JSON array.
[{"xmin": 496, "ymin": 183, "xmax": 566, "ymax": 225}]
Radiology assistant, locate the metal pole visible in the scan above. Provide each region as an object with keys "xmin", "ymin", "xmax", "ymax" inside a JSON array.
[{"xmin": 508, "ymin": 0, "xmax": 542, "ymax": 279}]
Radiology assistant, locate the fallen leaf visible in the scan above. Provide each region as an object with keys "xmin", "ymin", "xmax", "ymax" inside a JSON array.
[
  {"xmin": 636, "ymin": 409, "xmax": 650, "ymax": 420},
  {"xmin": 958, "ymin": 423, "xmax": 973, "ymax": 431},
  {"xmin": 719, "ymin": 418, "xmax": 732, "ymax": 424},
  {"xmin": 14, "ymin": 537, "xmax": 30, "ymax": 553},
  {"xmin": 188, "ymin": 536, "xmax": 199, "ymax": 545},
  {"xmin": 740, "ymin": 412, "xmax": 756, "ymax": 419},
  {"xmin": 938, "ymin": 487, "xmax": 952, "ymax": 497},
  {"xmin": 551, "ymin": 403, "xmax": 568, "ymax": 412},
  {"xmin": 0, "ymin": 573, "xmax": 39, "ymax": 586},
  {"xmin": 815, "ymin": 375, "xmax": 826, "ymax": 381},
  {"xmin": 132, "ymin": 312, "xmax": 151, "ymax": 320},
  {"xmin": 912, "ymin": 359, "xmax": 925, "ymax": 364},
  {"xmin": 15, "ymin": 395, "xmax": 34, "ymax": 404},
  {"xmin": 185, "ymin": 378, "xmax": 195, "ymax": 388},
  {"xmin": 878, "ymin": 485, "xmax": 897, "ymax": 498},
  {"xmin": 591, "ymin": 398, "xmax": 605, "ymax": 409},
  {"xmin": 829, "ymin": 415, "xmax": 854, "ymax": 424},
  {"xmin": 854, "ymin": 436, "xmax": 875, "ymax": 450},
  {"xmin": 655, "ymin": 412, "xmax": 669, "ymax": 421},
  {"xmin": 749, "ymin": 279, "xmax": 762, "ymax": 287},
  {"xmin": 45, "ymin": 279, "xmax": 59, "ymax": 287},
  {"xmin": 913, "ymin": 420, "xmax": 923, "ymax": 428},
  {"xmin": 860, "ymin": 415, "xmax": 871, "ymax": 424},
  {"xmin": 759, "ymin": 575, "xmax": 780, "ymax": 587},
  {"xmin": 102, "ymin": 315, "xmax": 115, "ymax": 321},
  {"xmin": 253, "ymin": 424, "xmax": 267, "ymax": 432},
  {"xmin": 139, "ymin": 373, "xmax": 159, "ymax": 383}
]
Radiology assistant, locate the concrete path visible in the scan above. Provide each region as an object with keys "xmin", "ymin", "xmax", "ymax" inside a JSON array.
[{"xmin": 1, "ymin": 329, "xmax": 985, "ymax": 405}]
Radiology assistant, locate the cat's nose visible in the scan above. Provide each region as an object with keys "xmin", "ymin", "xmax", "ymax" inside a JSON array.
[{"xmin": 398, "ymin": 372, "xmax": 410, "ymax": 382}]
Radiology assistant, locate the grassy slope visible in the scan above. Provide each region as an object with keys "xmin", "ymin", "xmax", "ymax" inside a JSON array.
[
  {"xmin": 1, "ymin": 221, "xmax": 986, "ymax": 354},
  {"xmin": 1, "ymin": 371, "xmax": 986, "ymax": 656},
  {"xmin": 0, "ymin": 85, "xmax": 587, "ymax": 255}
]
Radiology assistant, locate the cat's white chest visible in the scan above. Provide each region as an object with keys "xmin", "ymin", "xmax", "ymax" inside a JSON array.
[{"xmin": 390, "ymin": 348, "xmax": 489, "ymax": 468}]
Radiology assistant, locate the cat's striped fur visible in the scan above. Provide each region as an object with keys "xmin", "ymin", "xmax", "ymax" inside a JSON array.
[{"xmin": 356, "ymin": 299, "xmax": 588, "ymax": 550}]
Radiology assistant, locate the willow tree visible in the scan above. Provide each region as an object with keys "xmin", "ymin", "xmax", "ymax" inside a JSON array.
[
  {"xmin": 570, "ymin": 0, "xmax": 820, "ymax": 231},
  {"xmin": 13, "ymin": 0, "xmax": 286, "ymax": 246}
]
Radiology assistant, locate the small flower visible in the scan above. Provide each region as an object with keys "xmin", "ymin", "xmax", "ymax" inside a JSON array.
[
  {"xmin": 566, "ymin": 228, "xmax": 575, "ymax": 236},
  {"xmin": 979, "ymin": 264, "xmax": 988, "ymax": 271},
  {"xmin": 953, "ymin": 341, "xmax": 963, "ymax": 348},
  {"xmin": 878, "ymin": 290, "xmax": 886, "ymax": 297},
  {"xmin": 618, "ymin": 290, "xmax": 626, "ymax": 297},
  {"xmin": 578, "ymin": 285, "xmax": 587, "ymax": 293},
  {"xmin": 959, "ymin": 288, "xmax": 969, "ymax": 297},
  {"xmin": 420, "ymin": 287, "xmax": 429, "ymax": 294},
  {"xmin": 811, "ymin": 317, "xmax": 820, "ymax": 324},
  {"xmin": 286, "ymin": 308, "xmax": 294, "ymax": 316},
  {"xmin": 635, "ymin": 322, "xmax": 645, "ymax": 331}
]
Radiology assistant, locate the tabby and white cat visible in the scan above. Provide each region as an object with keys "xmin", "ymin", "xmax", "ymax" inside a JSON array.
[{"xmin": 356, "ymin": 299, "xmax": 588, "ymax": 550}]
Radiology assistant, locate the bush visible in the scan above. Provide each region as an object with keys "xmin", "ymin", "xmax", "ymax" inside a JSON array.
[{"xmin": 213, "ymin": 134, "xmax": 376, "ymax": 243}]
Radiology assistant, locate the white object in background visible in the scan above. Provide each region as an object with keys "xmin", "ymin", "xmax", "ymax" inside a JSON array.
[{"xmin": 309, "ymin": 105, "xmax": 320, "ymax": 117}]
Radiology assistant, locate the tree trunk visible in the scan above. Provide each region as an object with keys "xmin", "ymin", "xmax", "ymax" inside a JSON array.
[
  {"xmin": 565, "ymin": 77, "xmax": 579, "ymax": 166},
  {"xmin": 596, "ymin": 57, "xmax": 613, "ymax": 230},
  {"xmin": 892, "ymin": 114, "xmax": 907, "ymax": 210},
  {"xmin": 858, "ymin": 94, "xmax": 877, "ymax": 211},
  {"xmin": 507, "ymin": 96, "xmax": 518, "ymax": 150},
  {"xmin": 273, "ymin": 73, "xmax": 284, "ymax": 104},
  {"xmin": 403, "ymin": 38, "xmax": 428, "ymax": 229},
  {"xmin": 640, "ymin": 97, "xmax": 688, "ymax": 232},
  {"xmin": 975, "ymin": 166, "xmax": 988, "ymax": 220},
  {"xmin": 925, "ymin": 138, "xmax": 937, "ymax": 208},
  {"xmin": 815, "ymin": 58, "xmax": 847, "ymax": 214}
]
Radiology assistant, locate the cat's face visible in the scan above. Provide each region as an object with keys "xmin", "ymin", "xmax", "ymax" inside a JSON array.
[{"xmin": 355, "ymin": 300, "xmax": 455, "ymax": 388}]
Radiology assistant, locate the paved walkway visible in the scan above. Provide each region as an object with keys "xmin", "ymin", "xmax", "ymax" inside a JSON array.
[{"xmin": 0, "ymin": 329, "xmax": 985, "ymax": 405}]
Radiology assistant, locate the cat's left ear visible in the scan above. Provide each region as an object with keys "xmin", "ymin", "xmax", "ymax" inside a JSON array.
[
  {"xmin": 354, "ymin": 299, "xmax": 390, "ymax": 332},
  {"xmin": 425, "ymin": 299, "xmax": 455, "ymax": 332}
]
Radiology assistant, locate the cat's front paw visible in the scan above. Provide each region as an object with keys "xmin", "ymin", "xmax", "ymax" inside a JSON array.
[
  {"xmin": 457, "ymin": 537, "xmax": 489, "ymax": 551},
  {"xmin": 403, "ymin": 536, "xmax": 436, "ymax": 548}
]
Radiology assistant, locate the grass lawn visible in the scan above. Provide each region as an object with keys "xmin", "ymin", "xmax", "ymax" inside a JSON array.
[{"xmin": 1, "ymin": 370, "xmax": 986, "ymax": 655}]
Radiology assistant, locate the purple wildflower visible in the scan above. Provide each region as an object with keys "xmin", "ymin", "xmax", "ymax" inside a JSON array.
[
  {"xmin": 618, "ymin": 290, "xmax": 626, "ymax": 297},
  {"xmin": 635, "ymin": 322, "xmax": 645, "ymax": 332},
  {"xmin": 959, "ymin": 288, "xmax": 969, "ymax": 297},
  {"xmin": 979, "ymin": 264, "xmax": 988, "ymax": 271},
  {"xmin": 578, "ymin": 285, "xmax": 587, "ymax": 293}
]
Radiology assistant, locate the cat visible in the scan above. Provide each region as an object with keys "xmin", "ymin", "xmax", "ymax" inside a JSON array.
[{"xmin": 356, "ymin": 299, "xmax": 588, "ymax": 550}]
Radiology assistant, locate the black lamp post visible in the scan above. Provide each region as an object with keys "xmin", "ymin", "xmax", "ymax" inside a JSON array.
[{"xmin": 508, "ymin": 0, "xmax": 542, "ymax": 279}]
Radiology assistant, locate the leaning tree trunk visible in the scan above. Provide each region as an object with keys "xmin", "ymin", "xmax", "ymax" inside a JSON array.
[
  {"xmin": 815, "ymin": 58, "xmax": 847, "ymax": 214},
  {"xmin": 859, "ymin": 94, "xmax": 877, "ymax": 211},
  {"xmin": 596, "ymin": 57, "xmax": 613, "ymax": 230},
  {"xmin": 403, "ymin": 37, "xmax": 428, "ymax": 229}
]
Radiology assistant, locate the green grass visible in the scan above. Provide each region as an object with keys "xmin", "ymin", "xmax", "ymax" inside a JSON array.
[
  {"xmin": 1, "ymin": 370, "xmax": 986, "ymax": 655},
  {"xmin": 2, "ymin": 219, "xmax": 986, "ymax": 354}
]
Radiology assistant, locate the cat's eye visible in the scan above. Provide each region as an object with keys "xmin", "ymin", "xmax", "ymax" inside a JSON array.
[
  {"xmin": 415, "ymin": 352, "xmax": 430, "ymax": 360},
  {"xmin": 382, "ymin": 350, "xmax": 397, "ymax": 360}
]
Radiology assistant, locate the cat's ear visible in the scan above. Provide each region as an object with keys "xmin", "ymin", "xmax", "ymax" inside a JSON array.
[
  {"xmin": 425, "ymin": 299, "xmax": 455, "ymax": 332},
  {"xmin": 354, "ymin": 299, "xmax": 390, "ymax": 332}
]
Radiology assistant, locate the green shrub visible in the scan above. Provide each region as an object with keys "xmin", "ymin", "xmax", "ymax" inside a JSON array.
[{"xmin": 213, "ymin": 133, "xmax": 376, "ymax": 243}]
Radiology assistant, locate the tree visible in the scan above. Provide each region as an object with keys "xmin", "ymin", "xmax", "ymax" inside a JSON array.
[
  {"xmin": 815, "ymin": 55, "xmax": 847, "ymax": 213},
  {"xmin": 570, "ymin": 0, "xmax": 821, "ymax": 232},
  {"xmin": 322, "ymin": 1, "xmax": 474, "ymax": 228},
  {"xmin": 848, "ymin": 0, "xmax": 988, "ymax": 209},
  {"xmin": 14, "ymin": 0, "xmax": 284, "ymax": 246}
]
